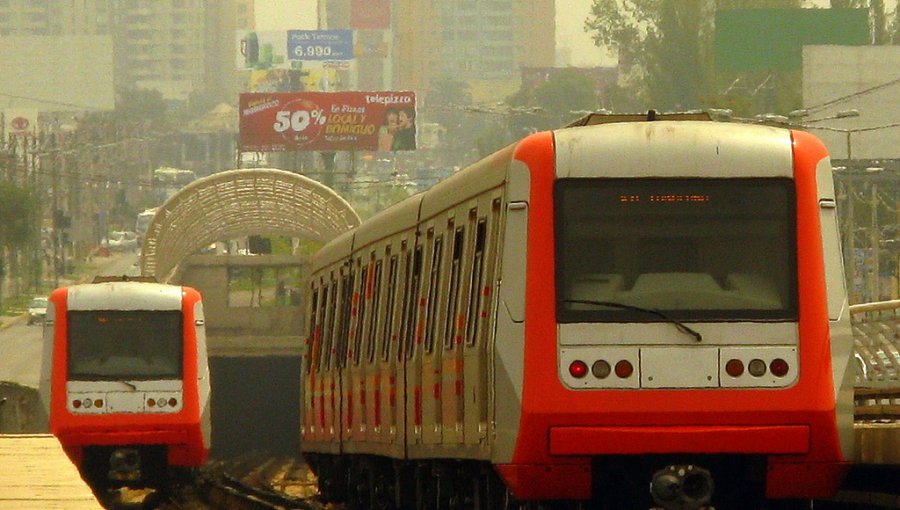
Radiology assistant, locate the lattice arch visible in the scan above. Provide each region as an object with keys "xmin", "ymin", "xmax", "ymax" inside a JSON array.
[{"xmin": 139, "ymin": 168, "xmax": 360, "ymax": 280}]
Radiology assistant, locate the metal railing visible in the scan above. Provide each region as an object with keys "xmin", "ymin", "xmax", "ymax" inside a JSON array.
[{"xmin": 852, "ymin": 299, "xmax": 900, "ymax": 388}]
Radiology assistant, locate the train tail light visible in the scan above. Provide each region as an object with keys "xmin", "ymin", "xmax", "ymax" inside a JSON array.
[
  {"xmin": 72, "ymin": 399, "xmax": 82, "ymax": 408},
  {"xmin": 615, "ymin": 360, "xmax": 634, "ymax": 378},
  {"xmin": 592, "ymin": 360, "xmax": 611, "ymax": 379},
  {"xmin": 168, "ymin": 398, "xmax": 178, "ymax": 407},
  {"xmin": 725, "ymin": 359, "xmax": 744, "ymax": 377},
  {"xmin": 748, "ymin": 359, "xmax": 767, "ymax": 377},
  {"xmin": 569, "ymin": 360, "xmax": 588, "ymax": 378},
  {"xmin": 770, "ymin": 358, "xmax": 789, "ymax": 377}
]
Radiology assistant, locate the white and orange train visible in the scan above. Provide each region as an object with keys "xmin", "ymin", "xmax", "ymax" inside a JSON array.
[
  {"xmin": 39, "ymin": 278, "xmax": 211, "ymax": 493},
  {"xmin": 300, "ymin": 114, "xmax": 854, "ymax": 510}
]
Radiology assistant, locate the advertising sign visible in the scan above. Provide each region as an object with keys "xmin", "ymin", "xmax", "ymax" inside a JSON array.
[
  {"xmin": 239, "ymin": 91, "xmax": 417, "ymax": 152},
  {"xmin": 288, "ymin": 30, "xmax": 353, "ymax": 61},
  {"xmin": 237, "ymin": 30, "xmax": 291, "ymax": 70}
]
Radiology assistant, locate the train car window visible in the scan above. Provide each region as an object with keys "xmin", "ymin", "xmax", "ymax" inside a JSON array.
[
  {"xmin": 67, "ymin": 310, "xmax": 183, "ymax": 380},
  {"xmin": 554, "ymin": 178, "xmax": 798, "ymax": 322},
  {"xmin": 404, "ymin": 246, "xmax": 423, "ymax": 360},
  {"xmin": 382, "ymin": 255, "xmax": 399, "ymax": 361},
  {"xmin": 444, "ymin": 227, "xmax": 465, "ymax": 350},
  {"xmin": 306, "ymin": 287, "xmax": 319, "ymax": 373},
  {"xmin": 466, "ymin": 219, "xmax": 488, "ymax": 346},
  {"xmin": 337, "ymin": 270, "xmax": 354, "ymax": 368},
  {"xmin": 353, "ymin": 264, "xmax": 369, "ymax": 365},
  {"xmin": 367, "ymin": 260, "xmax": 383, "ymax": 363},
  {"xmin": 424, "ymin": 235, "xmax": 444, "ymax": 354}
]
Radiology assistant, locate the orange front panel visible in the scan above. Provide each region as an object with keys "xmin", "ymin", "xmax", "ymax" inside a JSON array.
[{"xmin": 549, "ymin": 425, "xmax": 810, "ymax": 455}]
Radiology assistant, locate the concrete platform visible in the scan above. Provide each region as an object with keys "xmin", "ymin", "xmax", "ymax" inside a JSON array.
[{"xmin": 0, "ymin": 434, "xmax": 102, "ymax": 509}]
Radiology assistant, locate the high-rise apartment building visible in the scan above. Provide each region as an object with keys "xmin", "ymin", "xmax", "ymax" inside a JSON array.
[
  {"xmin": 0, "ymin": 0, "xmax": 253, "ymax": 105},
  {"xmin": 322, "ymin": 0, "xmax": 555, "ymax": 105}
]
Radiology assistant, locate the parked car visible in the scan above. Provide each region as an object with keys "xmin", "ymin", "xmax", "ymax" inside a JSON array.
[{"xmin": 27, "ymin": 297, "xmax": 48, "ymax": 325}]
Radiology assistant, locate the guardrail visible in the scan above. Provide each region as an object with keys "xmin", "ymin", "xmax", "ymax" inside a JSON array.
[{"xmin": 852, "ymin": 299, "xmax": 900, "ymax": 390}]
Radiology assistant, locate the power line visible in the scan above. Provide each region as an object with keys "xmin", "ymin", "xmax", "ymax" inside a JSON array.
[
  {"xmin": 805, "ymin": 77, "xmax": 900, "ymax": 114},
  {"xmin": 0, "ymin": 91, "xmax": 106, "ymax": 111}
]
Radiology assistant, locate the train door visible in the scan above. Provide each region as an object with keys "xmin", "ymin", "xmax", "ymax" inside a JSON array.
[
  {"xmin": 340, "ymin": 262, "xmax": 360, "ymax": 444},
  {"xmin": 325, "ymin": 263, "xmax": 356, "ymax": 441},
  {"xmin": 420, "ymin": 219, "xmax": 447, "ymax": 446},
  {"xmin": 379, "ymin": 246, "xmax": 402, "ymax": 452},
  {"xmin": 464, "ymin": 195, "xmax": 502, "ymax": 448},
  {"xmin": 302, "ymin": 282, "xmax": 320, "ymax": 444},
  {"xmin": 441, "ymin": 207, "xmax": 470, "ymax": 446},
  {"xmin": 362, "ymin": 252, "xmax": 384, "ymax": 446},
  {"xmin": 350, "ymin": 256, "xmax": 371, "ymax": 444},
  {"xmin": 405, "ymin": 239, "xmax": 425, "ymax": 448}
]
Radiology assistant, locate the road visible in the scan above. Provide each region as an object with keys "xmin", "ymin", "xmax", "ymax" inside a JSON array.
[{"xmin": 0, "ymin": 252, "xmax": 139, "ymax": 389}]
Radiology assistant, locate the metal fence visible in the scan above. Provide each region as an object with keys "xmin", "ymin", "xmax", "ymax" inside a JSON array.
[{"xmin": 852, "ymin": 299, "xmax": 900, "ymax": 388}]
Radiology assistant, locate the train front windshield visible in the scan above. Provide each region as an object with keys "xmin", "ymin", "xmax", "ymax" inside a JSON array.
[
  {"xmin": 67, "ymin": 310, "xmax": 183, "ymax": 380},
  {"xmin": 555, "ymin": 178, "xmax": 798, "ymax": 322}
]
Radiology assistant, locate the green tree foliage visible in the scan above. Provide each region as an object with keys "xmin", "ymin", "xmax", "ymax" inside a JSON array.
[
  {"xmin": 0, "ymin": 181, "xmax": 38, "ymax": 251},
  {"xmin": 114, "ymin": 85, "xmax": 168, "ymax": 123},
  {"xmin": 0, "ymin": 181, "xmax": 38, "ymax": 312},
  {"xmin": 533, "ymin": 70, "xmax": 599, "ymax": 116},
  {"xmin": 585, "ymin": 0, "xmax": 804, "ymax": 115},
  {"xmin": 429, "ymin": 76, "xmax": 474, "ymax": 107}
]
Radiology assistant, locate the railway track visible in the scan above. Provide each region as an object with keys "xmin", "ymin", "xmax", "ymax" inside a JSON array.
[{"xmin": 155, "ymin": 454, "xmax": 328, "ymax": 510}]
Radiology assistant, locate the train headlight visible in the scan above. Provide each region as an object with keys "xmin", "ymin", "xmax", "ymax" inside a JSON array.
[
  {"xmin": 748, "ymin": 359, "xmax": 767, "ymax": 377},
  {"xmin": 147, "ymin": 398, "xmax": 156, "ymax": 407},
  {"xmin": 725, "ymin": 359, "xmax": 744, "ymax": 377},
  {"xmin": 83, "ymin": 398, "xmax": 93, "ymax": 408},
  {"xmin": 569, "ymin": 360, "xmax": 588, "ymax": 378},
  {"xmin": 615, "ymin": 360, "xmax": 634, "ymax": 379},
  {"xmin": 157, "ymin": 398, "xmax": 167, "ymax": 408},
  {"xmin": 592, "ymin": 360, "xmax": 611, "ymax": 379},
  {"xmin": 769, "ymin": 358, "xmax": 789, "ymax": 377},
  {"xmin": 94, "ymin": 399, "xmax": 103, "ymax": 408}
]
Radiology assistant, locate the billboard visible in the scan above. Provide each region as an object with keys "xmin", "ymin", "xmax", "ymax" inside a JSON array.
[
  {"xmin": 288, "ymin": 30, "xmax": 353, "ymax": 61},
  {"xmin": 239, "ymin": 91, "xmax": 417, "ymax": 152},
  {"xmin": 715, "ymin": 9, "xmax": 868, "ymax": 71},
  {"xmin": 237, "ymin": 30, "xmax": 354, "ymax": 71}
]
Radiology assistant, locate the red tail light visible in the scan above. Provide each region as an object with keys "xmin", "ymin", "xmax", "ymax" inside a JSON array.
[
  {"xmin": 615, "ymin": 360, "xmax": 634, "ymax": 378},
  {"xmin": 725, "ymin": 359, "xmax": 744, "ymax": 377},
  {"xmin": 72, "ymin": 400, "xmax": 82, "ymax": 408},
  {"xmin": 569, "ymin": 360, "xmax": 588, "ymax": 378},
  {"xmin": 770, "ymin": 358, "xmax": 789, "ymax": 377},
  {"xmin": 168, "ymin": 398, "xmax": 178, "ymax": 407}
]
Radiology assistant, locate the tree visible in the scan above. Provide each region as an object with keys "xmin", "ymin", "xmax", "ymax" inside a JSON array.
[
  {"xmin": 585, "ymin": 0, "xmax": 802, "ymax": 115},
  {"xmin": 115, "ymin": 85, "xmax": 168, "ymax": 123},
  {"xmin": 533, "ymin": 69, "xmax": 599, "ymax": 116},
  {"xmin": 0, "ymin": 181, "xmax": 39, "ymax": 312},
  {"xmin": 428, "ymin": 76, "xmax": 473, "ymax": 107}
]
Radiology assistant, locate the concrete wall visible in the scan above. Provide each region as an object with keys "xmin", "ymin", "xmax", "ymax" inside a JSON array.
[
  {"xmin": 177, "ymin": 254, "xmax": 308, "ymax": 356},
  {"xmin": 803, "ymin": 45, "xmax": 900, "ymax": 160}
]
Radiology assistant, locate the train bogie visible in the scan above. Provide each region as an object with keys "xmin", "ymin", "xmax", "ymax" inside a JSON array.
[{"xmin": 301, "ymin": 116, "xmax": 853, "ymax": 509}]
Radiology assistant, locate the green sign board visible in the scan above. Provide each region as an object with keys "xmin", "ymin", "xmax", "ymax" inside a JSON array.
[{"xmin": 715, "ymin": 8, "xmax": 869, "ymax": 71}]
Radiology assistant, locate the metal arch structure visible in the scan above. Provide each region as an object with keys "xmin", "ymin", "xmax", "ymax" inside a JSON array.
[{"xmin": 139, "ymin": 168, "xmax": 360, "ymax": 281}]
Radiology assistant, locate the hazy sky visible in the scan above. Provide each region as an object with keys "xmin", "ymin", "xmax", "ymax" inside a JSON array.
[{"xmin": 254, "ymin": 0, "xmax": 613, "ymax": 67}]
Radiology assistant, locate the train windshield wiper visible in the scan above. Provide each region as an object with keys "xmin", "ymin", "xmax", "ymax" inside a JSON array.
[{"xmin": 562, "ymin": 299, "xmax": 703, "ymax": 342}]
